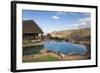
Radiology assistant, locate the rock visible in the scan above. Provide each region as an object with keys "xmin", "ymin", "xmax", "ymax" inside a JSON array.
[{"xmin": 59, "ymin": 53, "xmax": 65, "ymax": 58}]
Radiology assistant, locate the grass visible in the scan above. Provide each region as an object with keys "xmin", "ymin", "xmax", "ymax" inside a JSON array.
[
  {"xmin": 36, "ymin": 55, "xmax": 58, "ymax": 61},
  {"xmin": 23, "ymin": 54, "xmax": 59, "ymax": 63}
]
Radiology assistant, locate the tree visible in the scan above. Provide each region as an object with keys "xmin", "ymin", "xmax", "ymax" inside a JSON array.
[{"xmin": 46, "ymin": 34, "xmax": 52, "ymax": 40}]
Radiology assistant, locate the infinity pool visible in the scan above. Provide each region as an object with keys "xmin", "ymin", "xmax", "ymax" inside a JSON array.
[
  {"xmin": 23, "ymin": 40, "xmax": 87, "ymax": 56},
  {"xmin": 44, "ymin": 41, "xmax": 87, "ymax": 55}
]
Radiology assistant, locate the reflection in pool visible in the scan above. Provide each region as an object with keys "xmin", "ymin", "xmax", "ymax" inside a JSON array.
[{"xmin": 23, "ymin": 40, "xmax": 87, "ymax": 56}]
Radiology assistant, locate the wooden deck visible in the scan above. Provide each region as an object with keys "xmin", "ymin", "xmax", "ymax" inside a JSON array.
[{"xmin": 23, "ymin": 40, "xmax": 44, "ymax": 47}]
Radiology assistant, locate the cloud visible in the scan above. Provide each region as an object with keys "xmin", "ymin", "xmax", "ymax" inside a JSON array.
[
  {"xmin": 52, "ymin": 16, "xmax": 59, "ymax": 20},
  {"xmin": 56, "ymin": 11, "xmax": 79, "ymax": 16},
  {"xmin": 56, "ymin": 12, "xmax": 65, "ymax": 15},
  {"xmin": 71, "ymin": 17, "xmax": 91, "ymax": 29},
  {"xmin": 82, "ymin": 13, "xmax": 91, "ymax": 16},
  {"xmin": 56, "ymin": 11, "xmax": 91, "ymax": 16},
  {"xmin": 78, "ymin": 17, "xmax": 91, "ymax": 28},
  {"xmin": 57, "ymin": 11, "xmax": 72, "ymax": 16}
]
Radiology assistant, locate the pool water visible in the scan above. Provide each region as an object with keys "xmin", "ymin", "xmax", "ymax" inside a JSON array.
[
  {"xmin": 23, "ymin": 40, "xmax": 87, "ymax": 56},
  {"xmin": 44, "ymin": 40, "xmax": 87, "ymax": 55}
]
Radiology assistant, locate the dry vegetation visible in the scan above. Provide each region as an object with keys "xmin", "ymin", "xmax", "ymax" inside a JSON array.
[{"xmin": 50, "ymin": 28, "xmax": 90, "ymax": 41}]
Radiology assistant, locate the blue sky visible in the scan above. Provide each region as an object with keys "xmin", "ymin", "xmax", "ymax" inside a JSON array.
[{"xmin": 23, "ymin": 10, "xmax": 91, "ymax": 33}]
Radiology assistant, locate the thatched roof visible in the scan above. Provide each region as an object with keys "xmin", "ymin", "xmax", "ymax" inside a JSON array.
[{"xmin": 23, "ymin": 20, "xmax": 43, "ymax": 34}]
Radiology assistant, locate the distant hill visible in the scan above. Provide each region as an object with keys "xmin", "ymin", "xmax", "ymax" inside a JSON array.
[{"xmin": 50, "ymin": 28, "xmax": 90, "ymax": 41}]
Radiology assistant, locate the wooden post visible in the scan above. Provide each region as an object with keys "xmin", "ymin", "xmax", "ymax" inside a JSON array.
[{"xmin": 41, "ymin": 33, "xmax": 43, "ymax": 39}]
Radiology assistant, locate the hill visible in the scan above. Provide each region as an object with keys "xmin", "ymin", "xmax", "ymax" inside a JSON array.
[{"xmin": 50, "ymin": 28, "xmax": 90, "ymax": 41}]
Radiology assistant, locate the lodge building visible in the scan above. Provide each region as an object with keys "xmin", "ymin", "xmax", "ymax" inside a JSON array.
[{"xmin": 23, "ymin": 20, "xmax": 43, "ymax": 40}]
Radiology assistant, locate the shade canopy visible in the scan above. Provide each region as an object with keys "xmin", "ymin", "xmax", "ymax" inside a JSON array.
[{"xmin": 23, "ymin": 20, "xmax": 43, "ymax": 34}]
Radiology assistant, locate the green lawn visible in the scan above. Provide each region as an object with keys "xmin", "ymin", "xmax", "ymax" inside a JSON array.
[
  {"xmin": 23, "ymin": 55, "xmax": 59, "ymax": 63},
  {"xmin": 36, "ymin": 55, "xmax": 58, "ymax": 61}
]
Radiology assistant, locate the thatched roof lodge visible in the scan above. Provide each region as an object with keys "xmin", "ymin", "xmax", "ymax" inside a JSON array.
[{"xmin": 23, "ymin": 20, "xmax": 43, "ymax": 40}]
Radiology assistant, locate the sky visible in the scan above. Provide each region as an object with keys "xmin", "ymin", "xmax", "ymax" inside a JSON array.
[{"xmin": 23, "ymin": 10, "xmax": 91, "ymax": 33}]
